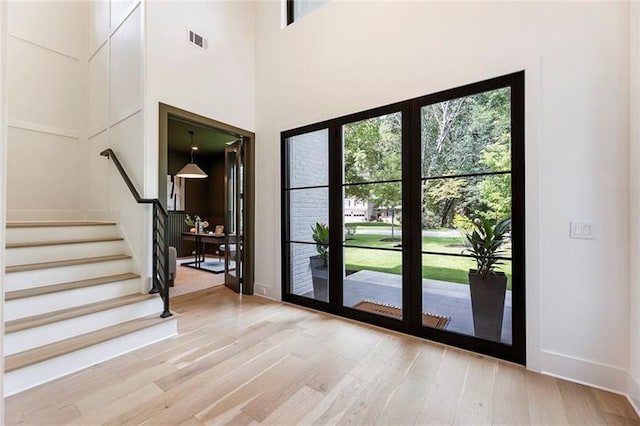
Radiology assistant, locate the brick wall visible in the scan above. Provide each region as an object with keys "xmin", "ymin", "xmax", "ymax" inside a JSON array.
[{"xmin": 287, "ymin": 129, "xmax": 328, "ymax": 297}]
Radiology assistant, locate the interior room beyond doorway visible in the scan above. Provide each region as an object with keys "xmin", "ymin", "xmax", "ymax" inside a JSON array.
[{"xmin": 167, "ymin": 116, "xmax": 239, "ymax": 296}]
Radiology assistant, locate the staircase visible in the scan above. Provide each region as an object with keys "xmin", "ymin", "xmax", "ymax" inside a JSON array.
[{"xmin": 3, "ymin": 221, "xmax": 178, "ymax": 396}]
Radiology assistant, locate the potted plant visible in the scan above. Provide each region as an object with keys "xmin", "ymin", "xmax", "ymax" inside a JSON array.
[
  {"xmin": 184, "ymin": 214, "xmax": 199, "ymax": 233},
  {"xmin": 185, "ymin": 214, "xmax": 207, "ymax": 233},
  {"xmin": 464, "ymin": 217, "xmax": 511, "ymax": 342},
  {"xmin": 310, "ymin": 222, "xmax": 329, "ymax": 302}
]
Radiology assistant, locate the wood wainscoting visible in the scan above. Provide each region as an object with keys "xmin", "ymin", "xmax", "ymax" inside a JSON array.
[{"xmin": 168, "ymin": 211, "xmax": 224, "ymax": 258}]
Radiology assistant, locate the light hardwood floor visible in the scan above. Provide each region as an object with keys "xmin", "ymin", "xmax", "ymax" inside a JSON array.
[{"xmin": 6, "ymin": 286, "xmax": 640, "ymax": 425}]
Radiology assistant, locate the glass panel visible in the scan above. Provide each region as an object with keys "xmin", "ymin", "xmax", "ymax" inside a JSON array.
[
  {"xmin": 344, "ymin": 182, "xmax": 402, "ymax": 247},
  {"xmin": 226, "ymin": 148, "xmax": 238, "ymax": 280},
  {"xmin": 289, "ymin": 242, "xmax": 329, "ymax": 302},
  {"xmin": 419, "ymin": 172, "xmax": 512, "ymax": 343},
  {"xmin": 343, "ymin": 247, "xmax": 403, "ymax": 319},
  {"xmin": 421, "ymin": 253, "xmax": 512, "ymax": 344},
  {"xmin": 421, "ymin": 175, "xmax": 512, "ymax": 235},
  {"xmin": 287, "ymin": 129, "xmax": 329, "ymax": 188},
  {"xmin": 227, "ymin": 151, "xmax": 236, "ymax": 236},
  {"xmin": 293, "ymin": 0, "xmax": 328, "ymax": 22},
  {"xmin": 343, "ymin": 112, "xmax": 402, "ymax": 184},
  {"xmin": 288, "ymin": 188, "xmax": 329, "ymax": 244},
  {"xmin": 421, "ymin": 87, "xmax": 511, "ymax": 178}
]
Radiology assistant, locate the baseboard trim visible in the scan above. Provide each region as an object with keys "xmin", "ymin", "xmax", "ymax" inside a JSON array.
[
  {"xmin": 253, "ymin": 281, "xmax": 278, "ymax": 301},
  {"xmin": 540, "ymin": 349, "xmax": 628, "ymax": 393},
  {"xmin": 7, "ymin": 209, "xmax": 85, "ymax": 221},
  {"xmin": 629, "ymin": 372, "xmax": 640, "ymax": 417}
]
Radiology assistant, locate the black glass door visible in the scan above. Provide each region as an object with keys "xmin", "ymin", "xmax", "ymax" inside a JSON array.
[
  {"xmin": 409, "ymin": 76, "xmax": 525, "ymax": 363},
  {"xmin": 341, "ymin": 111, "xmax": 407, "ymax": 323},
  {"xmin": 282, "ymin": 72, "xmax": 525, "ymax": 364},
  {"xmin": 225, "ymin": 140, "xmax": 243, "ymax": 293}
]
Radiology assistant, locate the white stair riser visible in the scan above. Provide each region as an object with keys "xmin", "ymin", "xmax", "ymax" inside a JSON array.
[
  {"xmin": 4, "ymin": 319, "xmax": 178, "ymax": 397},
  {"xmin": 5, "ymin": 259, "xmax": 133, "ymax": 291},
  {"xmin": 5, "ymin": 240, "xmax": 125, "ymax": 266},
  {"xmin": 5, "ymin": 279, "xmax": 142, "ymax": 321},
  {"xmin": 6, "ymin": 225, "xmax": 119, "ymax": 245},
  {"xmin": 5, "ymin": 298, "xmax": 161, "ymax": 355}
]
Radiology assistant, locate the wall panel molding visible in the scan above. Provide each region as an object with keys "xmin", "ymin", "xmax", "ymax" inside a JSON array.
[
  {"xmin": 6, "ymin": 127, "xmax": 81, "ymax": 213},
  {"xmin": 6, "ymin": 1, "xmax": 87, "ymax": 220},
  {"xmin": 7, "ymin": 0, "xmax": 86, "ymax": 61},
  {"xmin": 7, "ymin": 34, "xmax": 79, "ymax": 62},
  {"xmin": 8, "ymin": 36, "xmax": 82, "ymax": 133},
  {"xmin": 89, "ymin": 0, "xmax": 110, "ymax": 58},
  {"xmin": 88, "ymin": 41, "xmax": 109, "ymax": 135},
  {"xmin": 109, "ymin": 3, "xmax": 142, "ymax": 127},
  {"xmin": 110, "ymin": 108, "xmax": 142, "ymax": 129},
  {"xmin": 110, "ymin": 0, "xmax": 141, "ymax": 37},
  {"xmin": 89, "ymin": 127, "xmax": 108, "ymax": 140},
  {"xmin": 89, "ymin": 39, "xmax": 108, "ymax": 62},
  {"xmin": 8, "ymin": 119, "xmax": 79, "ymax": 139}
]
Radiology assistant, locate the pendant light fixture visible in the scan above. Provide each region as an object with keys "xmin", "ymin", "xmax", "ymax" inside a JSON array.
[{"xmin": 176, "ymin": 130, "xmax": 208, "ymax": 179}]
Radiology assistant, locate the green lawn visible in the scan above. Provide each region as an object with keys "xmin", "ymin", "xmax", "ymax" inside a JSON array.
[{"xmin": 344, "ymin": 233, "xmax": 512, "ymax": 289}]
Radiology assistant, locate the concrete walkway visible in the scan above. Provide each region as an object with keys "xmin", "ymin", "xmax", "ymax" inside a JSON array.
[{"xmin": 341, "ymin": 270, "xmax": 512, "ymax": 345}]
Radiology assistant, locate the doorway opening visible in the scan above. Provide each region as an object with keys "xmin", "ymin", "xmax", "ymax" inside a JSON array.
[{"xmin": 159, "ymin": 103, "xmax": 255, "ymax": 298}]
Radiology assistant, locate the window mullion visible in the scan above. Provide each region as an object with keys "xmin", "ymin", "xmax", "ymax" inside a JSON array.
[{"xmin": 328, "ymin": 122, "xmax": 343, "ymax": 309}]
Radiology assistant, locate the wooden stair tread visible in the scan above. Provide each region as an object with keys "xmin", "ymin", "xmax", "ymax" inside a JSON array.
[
  {"xmin": 5, "ymin": 294, "xmax": 155, "ymax": 333},
  {"xmin": 6, "ymin": 254, "xmax": 131, "ymax": 273},
  {"xmin": 6, "ymin": 221, "xmax": 116, "ymax": 228},
  {"xmin": 6, "ymin": 237, "xmax": 124, "ymax": 249},
  {"xmin": 5, "ymin": 273, "xmax": 140, "ymax": 300},
  {"xmin": 5, "ymin": 315, "xmax": 175, "ymax": 372}
]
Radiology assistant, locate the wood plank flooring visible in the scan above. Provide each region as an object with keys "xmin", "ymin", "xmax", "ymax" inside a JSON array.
[{"xmin": 6, "ymin": 286, "xmax": 639, "ymax": 425}]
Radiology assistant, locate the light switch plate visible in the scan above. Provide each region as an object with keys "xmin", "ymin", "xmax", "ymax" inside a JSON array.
[{"xmin": 570, "ymin": 222, "xmax": 595, "ymax": 239}]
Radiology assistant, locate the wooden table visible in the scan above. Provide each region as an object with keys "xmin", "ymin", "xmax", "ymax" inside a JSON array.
[{"xmin": 181, "ymin": 232, "xmax": 225, "ymax": 272}]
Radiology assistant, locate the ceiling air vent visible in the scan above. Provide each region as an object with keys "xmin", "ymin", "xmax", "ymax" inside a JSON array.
[{"xmin": 187, "ymin": 28, "xmax": 208, "ymax": 50}]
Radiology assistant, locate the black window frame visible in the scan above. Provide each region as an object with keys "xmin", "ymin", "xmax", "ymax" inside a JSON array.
[
  {"xmin": 286, "ymin": 0, "xmax": 294, "ymax": 25},
  {"xmin": 281, "ymin": 71, "xmax": 526, "ymax": 364}
]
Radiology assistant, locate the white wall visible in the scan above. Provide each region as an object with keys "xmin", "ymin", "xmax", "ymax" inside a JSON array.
[
  {"xmin": 255, "ymin": 1, "xmax": 631, "ymax": 393},
  {"xmin": 5, "ymin": 1, "xmax": 88, "ymax": 221},
  {"xmin": 87, "ymin": 0, "xmax": 147, "ymax": 279},
  {"xmin": 0, "ymin": 0, "xmax": 8, "ymax": 418},
  {"xmin": 629, "ymin": 1, "xmax": 640, "ymax": 412},
  {"xmin": 87, "ymin": 0, "xmax": 256, "ymax": 285},
  {"xmin": 144, "ymin": 0, "xmax": 256, "ymax": 197}
]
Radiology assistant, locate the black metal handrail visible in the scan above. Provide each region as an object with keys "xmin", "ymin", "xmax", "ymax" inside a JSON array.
[{"xmin": 100, "ymin": 148, "xmax": 172, "ymax": 318}]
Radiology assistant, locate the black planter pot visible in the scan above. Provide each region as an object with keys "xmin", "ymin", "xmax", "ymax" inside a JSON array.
[
  {"xmin": 468, "ymin": 270, "xmax": 507, "ymax": 342},
  {"xmin": 310, "ymin": 255, "xmax": 328, "ymax": 302}
]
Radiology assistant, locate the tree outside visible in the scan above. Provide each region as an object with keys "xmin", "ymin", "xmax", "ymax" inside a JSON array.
[{"xmin": 343, "ymin": 87, "xmax": 513, "ymax": 284}]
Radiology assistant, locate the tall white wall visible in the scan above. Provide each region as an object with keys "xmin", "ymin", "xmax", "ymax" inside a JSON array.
[
  {"xmin": 144, "ymin": 0, "xmax": 256, "ymax": 197},
  {"xmin": 86, "ymin": 0, "xmax": 256, "ymax": 281},
  {"xmin": 0, "ymin": 0, "xmax": 8, "ymax": 418},
  {"xmin": 629, "ymin": 2, "xmax": 640, "ymax": 412},
  {"xmin": 255, "ymin": 1, "xmax": 631, "ymax": 393},
  {"xmin": 87, "ymin": 0, "xmax": 147, "ymax": 278},
  {"xmin": 5, "ymin": 1, "xmax": 88, "ymax": 221}
]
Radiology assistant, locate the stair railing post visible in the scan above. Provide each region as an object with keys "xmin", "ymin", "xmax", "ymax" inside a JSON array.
[{"xmin": 101, "ymin": 149, "xmax": 171, "ymax": 318}]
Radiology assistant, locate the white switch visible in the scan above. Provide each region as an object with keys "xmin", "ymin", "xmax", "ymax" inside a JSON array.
[{"xmin": 570, "ymin": 222, "xmax": 595, "ymax": 240}]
